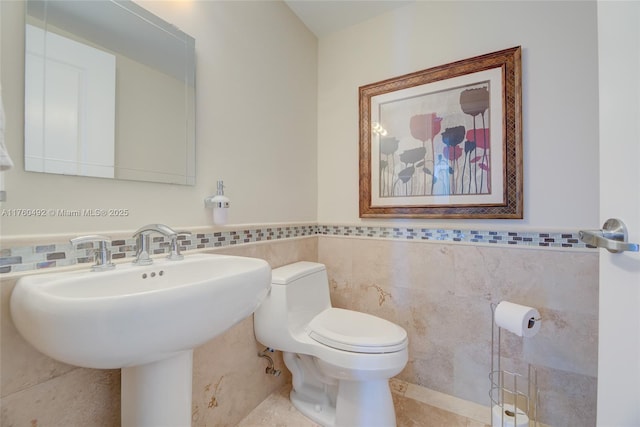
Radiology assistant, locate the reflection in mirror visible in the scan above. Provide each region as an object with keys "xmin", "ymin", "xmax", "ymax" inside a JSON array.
[{"xmin": 25, "ymin": 0, "xmax": 196, "ymax": 185}]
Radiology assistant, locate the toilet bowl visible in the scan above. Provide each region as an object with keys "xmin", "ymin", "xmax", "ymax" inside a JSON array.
[{"xmin": 254, "ymin": 261, "xmax": 408, "ymax": 427}]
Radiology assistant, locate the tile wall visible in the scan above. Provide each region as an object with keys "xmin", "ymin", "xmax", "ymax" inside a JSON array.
[
  {"xmin": 317, "ymin": 235, "xmax": 598, "ymax": 427},
  {"xmin": 1, "ymin": 236, "xmax": 316, "ymax": 426},
  {"xmin": 0, "ymin": 224, "xmax": 598, "ymax": 426}
]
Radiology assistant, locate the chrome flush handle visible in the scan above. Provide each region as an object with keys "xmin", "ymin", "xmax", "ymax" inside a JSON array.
[{"xmin": 579, "ymin": 218, "xmax": 639, "ymax": 253}]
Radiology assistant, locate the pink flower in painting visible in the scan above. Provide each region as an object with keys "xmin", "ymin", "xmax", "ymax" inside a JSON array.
[
  {"xmin": 410, "ymin": 114, "xmax": 443, "ymax": 142},
  {"xmin": 443, "ymin": 145, "xmax": 462, "ymax": 161},
  {"xmin": 466, "ymin": 128, "xmax": 490, "ymax": 149}
]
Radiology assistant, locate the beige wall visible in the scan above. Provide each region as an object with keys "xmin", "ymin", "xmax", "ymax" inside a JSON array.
[
  {"xmin": 317, "ymin": 1, "xmax": 599, "ymax": 231},
  {"xmin": 0, "ymin": 0, "xmax": 318, "ymax": 237}
]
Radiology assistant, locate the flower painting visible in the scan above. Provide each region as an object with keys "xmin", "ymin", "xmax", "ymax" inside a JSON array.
[
  {"xmin": 377, "ymin": 82, "xmax": 492, "ymax": 199},
  {"xmin": 359, "ymin": 47, "xmax": 522, "ymax": 219}
]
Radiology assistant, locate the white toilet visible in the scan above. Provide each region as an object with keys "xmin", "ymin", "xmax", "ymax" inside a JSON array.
[{"xmin": 254, "ymin": 261, "xmax": 408, "ymax": 427}]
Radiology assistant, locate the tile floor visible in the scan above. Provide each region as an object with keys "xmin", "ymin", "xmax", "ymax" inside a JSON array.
[{"xmin": 238, "ymin": 379, "xmax": 491, "ymax": 427}]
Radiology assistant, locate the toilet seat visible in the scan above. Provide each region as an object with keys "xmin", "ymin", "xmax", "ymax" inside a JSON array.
[{"xmin": 306, "ymin": 308, "xmax": 408, "ymax": 353}]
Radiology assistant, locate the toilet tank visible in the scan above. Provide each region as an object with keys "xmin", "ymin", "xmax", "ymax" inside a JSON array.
[
  {"xmin": 273, "ymin": 262, "xmax": 331, "ymax": 321},
  {"xmin": 254, "ymin": 262, "xmax": 332, "ymax": 349}
]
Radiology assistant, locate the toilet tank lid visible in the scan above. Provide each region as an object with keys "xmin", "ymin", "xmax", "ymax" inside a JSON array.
[{"xmin": 271, "ymin": 261, "xmax": 326, "ymax": 285}]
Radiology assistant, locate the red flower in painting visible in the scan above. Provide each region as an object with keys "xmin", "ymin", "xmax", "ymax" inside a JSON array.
[
  {"xmin": 466, "ymin": 128, "xmax": 490, "ymax": 149},
  {"xmin": 443, "ymin": 145, "xmax": 462, "ymax": 161},
  {"xmin": 410, "ymin": 114, "xmax": 443, "ymax": 142}
]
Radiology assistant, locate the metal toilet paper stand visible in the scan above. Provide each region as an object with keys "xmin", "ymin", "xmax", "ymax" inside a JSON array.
[{"xmin": 489, "ymin": 303, "xmax": 539, "ymax": 427}]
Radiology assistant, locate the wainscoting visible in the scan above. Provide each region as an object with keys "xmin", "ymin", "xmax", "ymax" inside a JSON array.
[{"xmin": 1, "ymin": 223, "xmax": 597, "ymax": 426}]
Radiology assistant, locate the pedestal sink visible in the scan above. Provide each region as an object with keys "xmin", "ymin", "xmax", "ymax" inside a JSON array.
[{"xmin": 10, "ymin": 253, "xmax": 271, "ymax": 427}]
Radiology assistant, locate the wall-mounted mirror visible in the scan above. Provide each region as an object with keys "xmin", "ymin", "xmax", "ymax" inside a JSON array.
[{"xmin": 24, "ymin": 0, "xmax": 196, "ymax": 185}]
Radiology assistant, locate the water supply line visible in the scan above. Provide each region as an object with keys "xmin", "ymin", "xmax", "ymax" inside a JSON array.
[{"xmin": 258, "ymin": 347, "xmax": 281, "ymax": 376}]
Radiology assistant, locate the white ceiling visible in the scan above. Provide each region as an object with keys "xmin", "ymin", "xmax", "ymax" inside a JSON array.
[{"xmin": 284, "ymin": 1, "xmax": 414, "ymax": 38}]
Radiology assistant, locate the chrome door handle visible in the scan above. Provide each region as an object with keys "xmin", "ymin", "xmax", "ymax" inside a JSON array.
[{"xmin": 579, "ymin": 218, "xmax": 639, "ymax": 253}]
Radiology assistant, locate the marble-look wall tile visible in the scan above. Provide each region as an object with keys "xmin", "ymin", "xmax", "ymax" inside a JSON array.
[
  {"xmin": 318, "ymin": 236, "xmax": 598, "ymax": 427},
  {"xmin": 2, "ymin": 232, "xmax": 595, "ymax": 426},
  {"xmin": 1, "ymin": 275, "xmax": 77, "ymax": 396},
  {"xmin": 191, "ymin": 316, "xmax": 292, "ymax": 427},
  {"xmin": 533, "ymin": 365, "xmax": 597, "ymax": 426},
  {"xmin": 1, "ymin": 368, "xmax": 120, "ymax": 427},
  {"xmin": 217, "ymin": 237, "xmax": 318, "ymax": 271},
  {"xmin": 1, "ymin": 237, "xmax": 316, "ymax": 427}
]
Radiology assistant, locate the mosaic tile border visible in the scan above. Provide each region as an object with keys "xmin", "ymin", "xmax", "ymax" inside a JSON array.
[
  {"xmin": 0, "ymin": 224, "xmax": 595, "ymax": 274},
  {"xmin": 317, "ymin": 225, "xmax": 593, "ymax": 249},
  {"xmin": 0, "ymin": 225, "xmax": 317, "ymax": 275}
]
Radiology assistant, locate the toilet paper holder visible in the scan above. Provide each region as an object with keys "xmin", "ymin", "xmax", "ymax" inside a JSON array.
[{"xmin": 490, "ymin": 303, "xmax": 539, "ymax": 427}]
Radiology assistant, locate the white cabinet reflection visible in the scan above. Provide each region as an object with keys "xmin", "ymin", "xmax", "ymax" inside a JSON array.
[{"xmin": 25, "ymin": 24, "xmax": 116, "ymax": 178}]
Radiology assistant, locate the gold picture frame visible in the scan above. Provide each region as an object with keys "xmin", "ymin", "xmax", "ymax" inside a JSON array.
[{"xmin": 359, "ymin": 46, "xmax": 522, "ymax": 219}]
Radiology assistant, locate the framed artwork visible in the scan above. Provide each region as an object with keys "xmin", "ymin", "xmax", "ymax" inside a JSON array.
[{"xmin": 359, "ymin": 46, "xmax": 522, "ymax": 219}]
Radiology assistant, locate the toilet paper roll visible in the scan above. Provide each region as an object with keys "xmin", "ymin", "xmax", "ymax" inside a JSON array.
[
  {"xmin": 494, "ymin": 301, "xmax": 541, "ymax": 337},
  {"xmin": 492, "ymin": 404, "xmax": 529, "ymax": 427}
]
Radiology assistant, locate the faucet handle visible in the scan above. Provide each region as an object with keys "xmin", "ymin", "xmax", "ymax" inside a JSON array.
[
  {"xmin": 167, "ymin": 231, "xmax": 192, "ymax": 261},
  {"xmin": 70, "ymin": 235, "xmax": 115, "ymax": 272}
]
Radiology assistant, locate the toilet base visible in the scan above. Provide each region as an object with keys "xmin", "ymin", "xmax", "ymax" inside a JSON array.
[
  {"xmin": 290, "ymin": 378, "xmax": 397, "ymax": 427},
  {"xmin": 290, "ymin": 388, "xmax": 336, "ymax": 427},
  {"xmin": 335, "ymin": 379, "xmax": 396, "ymax": 427}
]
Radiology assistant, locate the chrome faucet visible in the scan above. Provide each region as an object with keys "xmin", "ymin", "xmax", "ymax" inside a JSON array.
[
  {"xmin": 132, "ymin": 224, "xmax": 177, "ymax": 265},
  {"xmin": 70, "ymin": 235, "xmax": 115, "ymax": 271}
]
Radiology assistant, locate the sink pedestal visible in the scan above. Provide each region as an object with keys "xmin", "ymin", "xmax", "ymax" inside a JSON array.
[{"xmin": 122, "ymin": 350, "xmax": 193, "ymax": 427}]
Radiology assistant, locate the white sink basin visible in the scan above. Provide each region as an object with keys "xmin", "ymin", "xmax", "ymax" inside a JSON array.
[{"xmin": 10, "ymin": 253, "xmax": 271, "ymax": 369}]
